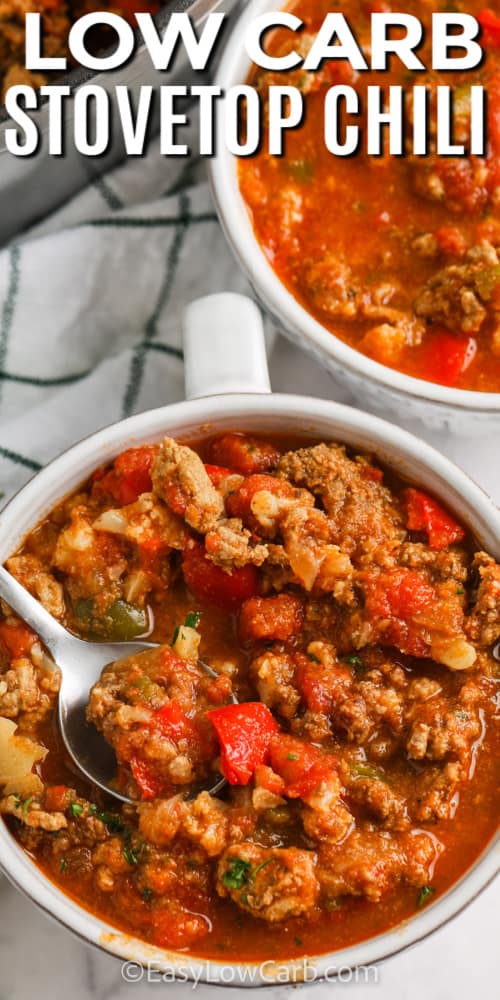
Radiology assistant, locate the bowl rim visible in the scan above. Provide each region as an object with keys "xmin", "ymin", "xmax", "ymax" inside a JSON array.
[
  {"xmin": 209, "ymin": 0, "xmax": 500, "ymax": 414},
  {"xmin": 0, "ymin": 390, "xmax": 499, "ymax": 984}
]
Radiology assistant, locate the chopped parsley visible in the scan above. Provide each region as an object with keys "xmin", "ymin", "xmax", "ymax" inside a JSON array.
[
  {"xmin": 185, "ymin": 611, "xmax": 202, "ymax": 630},
  {"xmin": 123, "ymin": 843, "xmax": 139, "ymax": 866},
  {"xmin": 307, "ymin": 652, "xmax": 321, "ymax": 664},
  {"xmin": 345, "ymin": 654, "xmax": 364, "ymax": 670},
  {"xmin": 287, "ymin": 752, "xmax": 299, "ymax": 761},
  {"xmin": 456, "ymin": 587, "xmax": 465, "ymax": 596},
  {"xmin": 142, "ymin": 887, "xmax": 154, "ymax": 903},
  {"xmin": 417, "ymin": 885, "xmax": 436, "ymax": 909},
  {"xmin": 294, "ymin": 937, "xmax": 303, "ymax": 948},
  {"xmin": 89, "ymin": 804, "xmax": 126, "ymax": 833},
  {"xmin": 69, "ymin": 802, "xmax": 84, "ymax": 818},
  {"xmin": 222, "ymin": 856, "xmax": 273, "ymax": 892},
  {"xmin": 12, "ymin": 794, "xmax": 33, "ymax": 816},
  {"xmin": 59, "ymin": 857, "xmax": 68, "ymax": 874},
  {"xmin": 172, "ymin": 612, "xmax": 202, "ymax": 645},
  {"xmin": 453, "ymin": 709, "xmax": 469, "ymax": 721},
  {"xmin": 222, "ymin": 858, "xmax": 252, "ymax": 891},
  {"xmin": 124, "ymin": 835, "xmax": 147, "ymax": 867}
]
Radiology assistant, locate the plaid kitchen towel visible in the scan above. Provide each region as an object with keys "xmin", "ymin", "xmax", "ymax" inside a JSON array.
[{"xmin": 0, "ymin": 118, "xmax": 260, "ymax": 503}]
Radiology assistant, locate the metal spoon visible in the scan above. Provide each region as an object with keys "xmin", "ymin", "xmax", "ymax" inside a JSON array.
[{"xmin": 0, "ymin": 566, "xmax": 227, "ymax": 804}]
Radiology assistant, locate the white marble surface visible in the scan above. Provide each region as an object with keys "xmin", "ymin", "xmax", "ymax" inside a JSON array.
[{"xmin": 0, "ymin": 334, "xmax": 498, "ymax": 999}]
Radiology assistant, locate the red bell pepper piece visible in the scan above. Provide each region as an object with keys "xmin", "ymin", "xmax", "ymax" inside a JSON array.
[
  {"xmin": 210, "ymin": 434, "xmax": 280, "ymax": 475},
  {"xmin": 130, "ymin": 757, "xmax": 165, "ymax": 800},
  {"xmin": 478, "ymin": 8, "xmax": 500, "ymax": 46},
  {"xmin": 403, "ymin": 488, "xmax": 466, "ymax": 550},
  {"xmin": 419, "ymin": 331, "xmax": 477, "ymax": 387},
  {"xmin": 209, "ymin": 702, "xmax": 280, "ymax": 785},
  {"xmin": 269, "ymin": 735, "xmax": 336, "ymax": 799},
  {"xmin": 0, "ymin": 620, "xmax": 37, "ymax": 659},
  {"xmin": 182, "ymin": 541, "xmax": 260, "ymax": 611}
]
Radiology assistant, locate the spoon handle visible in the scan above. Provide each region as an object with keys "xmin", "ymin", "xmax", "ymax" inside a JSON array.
[{"xmin": 0, "ymin": 565, "xmax": 72, "ymax": 657}]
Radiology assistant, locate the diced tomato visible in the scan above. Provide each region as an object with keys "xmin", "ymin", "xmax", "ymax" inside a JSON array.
[
  {"xmin": 226, "ymin": 474, "xmax": 293, "ymax": 526},
  {"xmin": 130, "ymin": 757, "xmax": 165, "ymax": 800},
  {"xmin": 209, "ymin": 702, "xmax": 280, "ymax": 785},
  {"xmin": 363, "ymin": 568, "xmax": 435, "ymax": 656},
  {"xmin": 269, "ymin": 735, "xmax": 336, "ymax": 799},
  {"xmin": 113, "ymin": 446, "xmax": 158, "ymax": 504},
  {"xmin": 204, "ymin": 464, "xmax": 235, "ymax": 488},
  {"xmin": 403, "ymin": 488, "xmax": 466, "ymax": 550},
  {"xmin": 295, "ymin": 654, "xmax": 352, "ymax": 715},
  {"xmin": 295, "ymin": 656, "xmax": 332, "ymax": 714},
  {"xmin": 434, "ymin": 227, "xmax": 467, "ymax": 257},
  {"xmin": 44, "ymin": 786, "xmax": 71, "ymax": 812},
  {"xmin": 94, "ymin": 445, "xmax": 157, "ymax": 506},
  {"xmin": 419, "ymin": 330, "xmax": 477, "ymax": 387},
  {"xmin": 254, "ymin": 764, "xmax": 286, "ymax": 796},
  {"xmin": 364, "ymin": 568, "xmax": 434, "ymax": 621},
  {"xmin": 182, "ymin": 541, "xmax": 260, "ymax": 611},
  {"xmin": 478, "ymin": 8, "xmax": 500, "ymax": 46},
  {"xmin": 238, "ymin": 594, "xmax": 304, "ymax": 643},
  {"xmin": 210, "ymin": 434, "xmax": 280, "ymax": 475},
  {"xmin": 0, "ymin": 620, "xmax": 37, "ymax": 659},
  {"xmin": 152, "ymin": 699, "xmax": 198, "ymax": 745}
]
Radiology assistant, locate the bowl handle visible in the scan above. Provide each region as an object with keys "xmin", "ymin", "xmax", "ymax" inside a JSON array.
[{"xmin": 183, "ymin": 293, "xmax": 272, "ymax": 400}]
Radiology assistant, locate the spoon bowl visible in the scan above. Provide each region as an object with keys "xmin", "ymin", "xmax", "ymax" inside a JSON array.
[{"xmin": 0, "ymin": 566, "xmax": 228, "ymax": 803}]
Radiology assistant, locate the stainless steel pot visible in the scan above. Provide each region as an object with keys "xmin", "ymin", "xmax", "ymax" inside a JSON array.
[{"xmin": 0, "ymin": 0, "xmax": 238, "ymax": 244}]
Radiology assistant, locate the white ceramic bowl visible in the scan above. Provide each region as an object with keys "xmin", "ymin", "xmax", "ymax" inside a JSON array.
[
  {"xmin": 0, "ymin": 294, "xmax": 498, "ymax": 986},
  {"xmin": 209, "ymin": 0, "xmax": 500, "ymax": 433}
]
